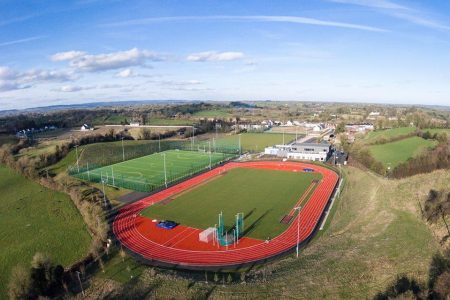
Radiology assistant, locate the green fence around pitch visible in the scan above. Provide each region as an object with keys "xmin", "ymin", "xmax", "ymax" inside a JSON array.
[
  {"xmin": 68, "ymin": 151, "xmax": 237, "ymax": 193},
  {"xmin": 77, "ymin": 139, "xmax": 240, "ymax": 170}
]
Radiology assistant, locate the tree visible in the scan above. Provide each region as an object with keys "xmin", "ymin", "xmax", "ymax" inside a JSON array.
[
  {"xmin": 335, "ymin": 122, "xmax": 346, "ymax": 134},
  {"xmin": 424, "ymin": 189, "xmax": 450, "ymax": 237},
  {"xmin": 433, "ymin": 271, "xmax": 450, "ymax": 298}
]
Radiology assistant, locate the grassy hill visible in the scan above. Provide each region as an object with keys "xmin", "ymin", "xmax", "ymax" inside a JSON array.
[
  {"xmin": 0, "ymin": 165, "xmax": 91, "ymax": 299},
  {"xmin": 368, "ymin": 136, "xmax": 437, "ymax": 167}
]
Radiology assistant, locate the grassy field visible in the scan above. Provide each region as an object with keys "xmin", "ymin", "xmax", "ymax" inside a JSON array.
[
  {"xmin": 148, "ymin": 118, "xmax": 194, "ymax": 126},
  {"xmin": 0, "ymin": 165, "xmax": 91, "ymax": 299},
  {"xmin": 87, "ymin": 167, "xmax": 448, "ymax": 298},
  {"xmin": 193, "ymin": 109, "xmax": 233, "ymax": 117},
  {"xmin": 216, "ymin": 132, "xmax": 296, "ymax": 152},
  {"xmin": 365, "ymin": 127, "xmax": 416, "ymax": 143},
  {"xmin": 74, "ymin": 150, "xmax": 234, "ymax": 192},
  {"xmin": 369, "ymin": 136, "xmax": 437, "ymax": 167},
  {"xmin": 140, "ymin": 168, "xmax": 321, "ymax": 240}
]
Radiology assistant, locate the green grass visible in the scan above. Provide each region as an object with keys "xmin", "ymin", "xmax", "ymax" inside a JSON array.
[
  {"xmin": 98, "ymin": 251, "xmax": 145, "ymax": 284},
  {"xmin": 140, "ymin": 168, "xmax": 321, "ymax": 240},
  {"xmin": 424, "ymin": 128, "xmax": 450, "ymax": 136},
  {"xmin": 0, "ymin": 165, "xmax": 91, "ymax": 299},
  {"xmin": 216, "ymin": 132, "xmax": 296, "ymax": 152},
  {"xmin": 193, "ymin": 109, "xmax": 232, "ymax": 117},
  {"xmin": 75, "ymin": 150, "xmax": 234, "ymax": 191},
  {"xmin": 0, "ymin": 134, "xmax": 18, "ymax": 146},
  {"xmin": 147, "ymin": 118, "xmax": 194, "ymax": 126},
  {"xmin": 365, "ymin": 127, "xmax": 416, "ymax": 143},
  {"xmin": 369, "ymin": 136, "xmax": 437, "ymax": 167}
]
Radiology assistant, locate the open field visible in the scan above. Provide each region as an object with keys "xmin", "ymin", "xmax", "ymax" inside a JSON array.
[
  {"xmin": 140, "ymin": 167, "xmax": 320, "ymax": 240},
  {"xmin": 73, "ymin": 150, "xmax": 234, "ymax": 191},
  {"xmin": 148, "ymin": 118, "xmax": 194, "ymax": 126},
  {"xmin": 216, "ymin": 132, "xmax": 296, "ymax": 152},
  {"xmin": 0, "ymin": 165, "xmax": 91, "ymax": 299},
  {"xmin": 369, "ymin": 136, "xmax": 437, "ymax": 167},
  {"xmin": 365, "ymin": 127, "xmax": 416, "ymax": 143},
  {"xmin": 90, "ymin": 167, "xmax": 448, "ymax": 298},
  {"xmin": 193, "ymin": 109, "xmax": 233, "ymax": 117}
]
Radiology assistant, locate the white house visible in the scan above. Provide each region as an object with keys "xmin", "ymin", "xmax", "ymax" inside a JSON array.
[{"xmin": 80, "ymin": 124, "xmax": 93, "ymax": 131}]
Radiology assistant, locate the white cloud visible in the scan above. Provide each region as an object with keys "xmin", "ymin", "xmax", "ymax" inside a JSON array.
[
  {"xmin": 329, "ymin": 0, "xmax": 450, "ymax": 30},
  {"xmin": 51, "ymin": 50, "xmax": 86, "ymax": 61},
  {"xmin": 187, "ymin": 51, "xmax": 244, "ymax": 62},
  {"xmin": 329, "ymin": 0, "xmax": 408, "ymax": 10},
  {"xmin": 115, "ymin": 68, "xmax": 134, "ymax": 78},
  {"xmin": 0, "ymin": 66, "xmax": 74, "ymax": 92},
  {"xmin": 0, "ymin": 36, "xmax": 45, "ymax": 48},
  {"xmin": 21, "ymin": 69, "xmax": 74, "ymax": 82},
  {"xmin": 0, "ymin": 67, "xmax": 17, "ymax": 80},
  {"xmin": 58, "ymin": 85, "xmax": 94, "ymax": 92},
  {"xmin": 0, "ymin": 81, "xmax": 29, "ymax": 92},
  {"xmin": 53, "ymin": 48, "xmax": 166, "ymax": 72},
  {"xmin": 102, "ymin": 15, "xmax": 386, "ymax": 32}
]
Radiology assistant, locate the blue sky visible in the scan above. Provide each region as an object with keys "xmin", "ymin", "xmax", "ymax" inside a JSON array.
[{"xmin": 1, "ymin": 0, "xmax": 450, "ymax": 109}]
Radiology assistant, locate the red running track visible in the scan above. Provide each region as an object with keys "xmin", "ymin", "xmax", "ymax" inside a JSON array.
[{"xmin": 113, "ymin": 161, "xmax": 339, "ymax": 268}]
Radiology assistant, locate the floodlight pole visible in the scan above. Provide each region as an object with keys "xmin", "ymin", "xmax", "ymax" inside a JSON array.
[
  {"xmin": 238, "ymin": 134, "xmax": 241, "ymax": 156},
  {"xmin": 121, "ymin": 137, "xmax": 125, "ymax": 161},
  {"xmin": 294, "ymin": 206, "xmax": 301, "ymax": 258},
  {"xmin": 75, "ymin": 145, "xmax": 80, "ymax": 173},
  {"xmin": 102, "ymin": 180, "xmax": 107, "ymax": 208},
  {"xmin": 158, "ymin": 134, "xmax": 161, "ymax": 152},
  {"xmin": 208, "ymin": 141, "xmax": 212, "ymax": 169},
  {"xmin": 163, "ymin": 153, "xmax": 167, "ymax": 188},
  {"xmin": 283, "ymin": 129, "xmax": 285, "ymax": 145},
  {"xmin": 111, "ymin": 166, "xmax": 115, "ymax": 186},
  {"xmin": 191, "ymin": 126, "xmax": 195, "ymax": 150},
  {"xmin": 76, "ymin": 271, "xmax": 85, "ymax": 297},
  {"xmin": 296, "ymin": 127, "xmax": 298, "ymax": 141}
]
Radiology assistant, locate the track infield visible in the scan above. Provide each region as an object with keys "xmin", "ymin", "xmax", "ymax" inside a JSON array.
[
  {"xmin": 140, "ymin": 168, "xmax": 321, "ymax": 240},
  {"xmin": 113, "ymin": 161, "xmax": 339, "ymax": 268}
]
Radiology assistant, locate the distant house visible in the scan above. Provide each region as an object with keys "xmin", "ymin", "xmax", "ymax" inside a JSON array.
[{"xmin": 80, "ymin": 124, "xmax": 93, "ymax": 131}]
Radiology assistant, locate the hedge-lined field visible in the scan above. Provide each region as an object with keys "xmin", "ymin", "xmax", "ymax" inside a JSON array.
[
  {"xmin": 0, "ymin": 165, "xmax": 91, "ymax": 299},
  {"xmin": 368, "ymin": 136, "xmax": 437, "ymax": 167}
]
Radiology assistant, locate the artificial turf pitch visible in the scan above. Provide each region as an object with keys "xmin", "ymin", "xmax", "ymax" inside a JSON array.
[
  {"xmin": 140, "ymin": 167, "xmax": 321, "ymax": 240},
  {"xmin": 80, "ymin": 150, "xmax": 234, "ymax": 189}
]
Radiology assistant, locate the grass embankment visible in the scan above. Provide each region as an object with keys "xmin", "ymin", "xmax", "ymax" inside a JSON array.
[
  {"xmin": 0, "ymin": 165, "xmax": 91, "ymax": 299},
  {"xmin": 91, "ymin": 167, "xmax": 449, "ymax": 298},
  {"xmin": 141, "ymin": 168, "xmax": 320, "ymax": 240},
  {"xmin": 216, "ymin": 132, "xmax": 296, "ymax": 152},
  {"xmin": 368, "ymin": 136, "xmax": 437, "ymax": 167}
]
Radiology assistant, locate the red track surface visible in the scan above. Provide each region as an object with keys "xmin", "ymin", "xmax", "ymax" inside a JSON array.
[{"xmin": 113, "ymin": 161, "xmax": 339, "ymax": 268}]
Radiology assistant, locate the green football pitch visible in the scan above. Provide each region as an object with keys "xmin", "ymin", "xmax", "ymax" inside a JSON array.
[
  {"xmin": 140, "ymin": 168, "xmax": 321, "ymax": 240},
  {"xmin": 75, "ymin": 150, "xmax": 234, "ymax": 191}
]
